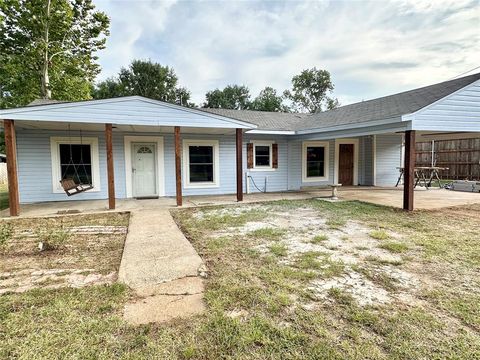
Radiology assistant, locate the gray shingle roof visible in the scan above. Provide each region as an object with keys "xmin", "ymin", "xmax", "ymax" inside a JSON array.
[
  {"xmin": 201, "ymin": 73, "xmax": 480, "ymax": 132},
  {"xmin": 198, "ymin": 108, "xmax": 310, "ymax": 130}
]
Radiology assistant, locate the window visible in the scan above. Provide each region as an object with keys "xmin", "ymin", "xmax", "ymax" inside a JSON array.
[
  {"xmin": 50, "ymin": 137, "xmax": 100, "ymax": 193},
  {"xmin": 59, "ymin": 144, "xmax": 92, "ymax": 184},
  {"xmin": 248, "ymin": 141, "xmax": 277, "ymax": 171},
  {"xmin": 302, "ymin": 141, "xmax": 329, "ymax": 182},
  {"xmin": 254, "ymin": 144, "xmax": 271, "ymax": 168},
  {"xmin": 183, "ymin": 140, "xmax": 219, "ymax": 188}
]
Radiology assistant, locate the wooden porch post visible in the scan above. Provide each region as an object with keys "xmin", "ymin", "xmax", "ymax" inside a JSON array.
[
  {"xmin": 4, "ymin": 120, "xmax": 20, "ymax": 216},
  {"xmin": 403, "ymin": 130, "xmax": 416, "ymax": 211},
  {"xmin": 105, "ymin": 124, "xmax": 115, "ymax": 210},
  {"xmin": 236, "ymin": 128, "xmax": 243, "ymax": 202},
  {"xmin": 174, "ymin": 126, "xmax": 182, "ymax": 206}
]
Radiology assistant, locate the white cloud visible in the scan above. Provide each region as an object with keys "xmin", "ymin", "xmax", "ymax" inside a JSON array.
[{"xmin": 94, "ymin": 0, "xmax": 480, "ymax": 105}]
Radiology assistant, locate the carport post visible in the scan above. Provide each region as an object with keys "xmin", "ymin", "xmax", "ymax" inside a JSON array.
[
  {"xmin": 236, "ymin": 128, "xmax": 243, "ymax": 202},
  {"xmin": 175, "ymin": 126, "xmax": 182, "ymax": 206},
  {"xmin": 4, "ymin": 119, "xmax": 19, "ymax": 216},
  {"xmin": 403, "ymin": 130, "xmax": 416, "ymax": 211},
  {"xmin": 105, "ymin": 124, "xmax": 115, "ymax": 210}
]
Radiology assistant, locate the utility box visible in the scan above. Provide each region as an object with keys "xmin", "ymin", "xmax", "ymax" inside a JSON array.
[{"xmin": 450, "ymin": 180, "xmax": 480, "ymax": 193}]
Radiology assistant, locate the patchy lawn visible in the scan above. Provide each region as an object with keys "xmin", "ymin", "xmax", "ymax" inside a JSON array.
[
  {"xmin": 0, "ymin": 183, "xmax": 8, "ymax": 211},
  {"xmin": 0, "ymin": 212, "xmax": 129, "ymax": 294},
  {"xmin": 1, "ymin": 200, "xmax": 479, "ymax": 359}
]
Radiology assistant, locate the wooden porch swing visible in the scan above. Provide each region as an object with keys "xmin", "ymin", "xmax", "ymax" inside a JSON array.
[{"xmin": 59, "ymin": 126, "xmax": 94, "ymax": 196}]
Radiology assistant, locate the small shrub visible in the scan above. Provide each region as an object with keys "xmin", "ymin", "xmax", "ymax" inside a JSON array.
[
  {"xmin": 0, "ymin": 222, "xmax": 13, "ymax": 247},
  {"xmin": 36, "ymin": 228, "xmax": 70, "ymax": 251}
]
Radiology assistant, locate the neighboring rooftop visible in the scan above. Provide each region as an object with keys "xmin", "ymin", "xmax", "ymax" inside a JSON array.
[{"xmin": 203, "ymin": 73, "xmax": 480, "ymax": 132}]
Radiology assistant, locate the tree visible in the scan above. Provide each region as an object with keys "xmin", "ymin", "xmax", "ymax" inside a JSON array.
[
  {"xmin": 250, "ymin": 86, "xmax": 289, "ymax": 112},
  {"xmin": 92, "ymin": 60, "xmax": 193, "ymax": 106},
  {"xmin": 0, "ymin": 0, "xmax": 110, "ymax": 108},
  {"xmin": 203, "ymin": 85, "xmax": 251, "ymax": 110},
  {"xmin": 283, "ymin": 68, "xmax": 339, "ymax": 113}
]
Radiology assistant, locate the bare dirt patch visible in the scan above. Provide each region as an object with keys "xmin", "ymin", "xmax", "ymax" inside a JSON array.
[
  {"xmin": 208, "ymin": 204, "xmax": 421, "ymax": 307},
  {"xmin": 0, "ymin": 212, "xmax": 129, "ymax": 294}
]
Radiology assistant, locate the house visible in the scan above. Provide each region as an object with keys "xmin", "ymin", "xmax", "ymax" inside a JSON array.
[{"xmin": 1, "ymin": 73, "xmax": 480, "ymax": 216}]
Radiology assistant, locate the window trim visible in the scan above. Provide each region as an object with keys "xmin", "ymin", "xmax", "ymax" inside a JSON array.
[
  {"xmin": 302, "ymin": 141, "xmax": 330, "ymax": 182},
  {"xmin": 183, "ymin": 139, "xmax": 220, "ymax": 189},
  {"xmin": 50, "ymin": 136, "xmax": 101, "ymax": 193},
  {"xmin": 251, "ymin": 140, "xmax": 276, "ymax": 171}
]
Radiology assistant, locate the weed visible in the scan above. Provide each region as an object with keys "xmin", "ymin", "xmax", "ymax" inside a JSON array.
[
  {"xmin": 379, "ymin": 241, "xmax": 409, "ymax": 253},
  {"xmin": 35, "ymin": 228, "xmax": 70, "ymax": 251},
  {"xmin": 369, "ymin": 229, "xmax": 390, "ymax": 240},
  {"xmin": 325, "ymin": 218, "xmax": 346, "ymax": 230},
  {"xmin": 310, "ymin": 234, "xmax": 328, "ymax": 244},
  {"xmin": 0, "ymin": 222, "xmax": 13, "ymax": 247},
  {"xmin": 249, "ymin": 227, "xmax": 286, "ymax": 240},
  {"xmin": 269, "ymin": 243, "xmax": 288, "ymax": 257}
]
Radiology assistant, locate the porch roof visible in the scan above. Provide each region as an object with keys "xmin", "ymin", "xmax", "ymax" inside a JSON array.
[{"xmin": 0, "ymin": 96, "xmax": 257, "ymax": 130}]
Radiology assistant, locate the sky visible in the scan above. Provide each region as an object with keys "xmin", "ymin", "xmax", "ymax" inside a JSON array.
[{"xmin": 94, "ymin": 0, "xmax": 480, "ymax": 106}]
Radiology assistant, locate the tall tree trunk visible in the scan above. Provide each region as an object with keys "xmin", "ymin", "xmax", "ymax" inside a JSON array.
[{"xmin": 41, "ymin": 0, "xmax": 52, "ymax": 99}]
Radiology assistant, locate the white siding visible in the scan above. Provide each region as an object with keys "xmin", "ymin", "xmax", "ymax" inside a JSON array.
[
  {"xmin": 410, "ymin": 80, "xmax": 480, "ymax": 132},
  {"xmin": 375, "ymin": 134, "xmax": 402, "ymax": 186},
  {"xmin": 0, "ymin": 97, "xmax": 255, "ymax": 129}
]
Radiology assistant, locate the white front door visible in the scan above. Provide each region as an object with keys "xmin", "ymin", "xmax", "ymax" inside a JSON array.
[{"xmin": 132, "ymin": 143, "xmax": 157, "ymax": 197}]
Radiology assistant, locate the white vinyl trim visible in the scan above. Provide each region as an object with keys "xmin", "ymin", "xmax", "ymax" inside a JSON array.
[
  {"xmin": 302, "ymin": 141, "xmax": 330, "ymax": 182},
  {"xmin": 50, "ymin": 137, "xmax": 100, "ymax": 193},
  {"xmin": 183, "ymin": 139, "xmax": 220, "ymax": 189},
  {"xmin": 334, "ymin": 138, "xmax": 359, "ymax": 185},
  {"xmin": 124, "ymin": 136, "xmax": 165, "ymax": 198}
]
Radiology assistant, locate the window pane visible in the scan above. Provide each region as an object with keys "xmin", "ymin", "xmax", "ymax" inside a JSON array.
[
  {"xmin": 255, "ymin": 145, "xmax": 270, "ymax": 166},
  {"xmin": 59, "ymin": 144, "xmax": 91, "ymax": 164},
  {"xmin": 189, "ymin": 145, "xmax": 214, "ymax": 183},
  {"xmin": 60, "ymin": 164, "xmax": 92, "ymax": 184},
  {"xmin": 189, "ymin": 164, "xmax": 213, "ymax": 182},
  {"xmin": 306, "ymin": 146, "xmax": 325, "ymax": 178},
  {"xmin": 59, "ymin": 144, "xmax": 92, "ymax": 184},
  {"xmin": 189, "ymin": 146, "xmax": 213, "ymax": 164}
]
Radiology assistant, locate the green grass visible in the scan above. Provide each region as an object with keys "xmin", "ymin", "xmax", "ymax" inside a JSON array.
[
  {"xmin": 0, "ymin": 184, "xmax": 8, "ymax": 211},
  {"xmin": 379, "ymin": 241, "xmax": 409, "ymax": 253},
  {"xmin": 249, "ymin": 227, "xmax": 286, "ymax": 240},
  {"xmin": 369, "ymin": 229, "xmax": 390, "ymax": 240},
  {"xmin": 268, "ymin": 242, "xmax": 288, "ymax": 257},
  {"xmin": 310, "ymin": 234, "xmax": 328, "ymax": 244},
  {"xmin": 2, "ymin": 200, "xmax": 480, "ymax": 359}
]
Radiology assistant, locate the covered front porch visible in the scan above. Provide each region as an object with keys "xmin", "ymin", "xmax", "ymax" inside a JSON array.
[{"xmin": 3, "ymin": 186, "xmax": 480, "ymax": 218}]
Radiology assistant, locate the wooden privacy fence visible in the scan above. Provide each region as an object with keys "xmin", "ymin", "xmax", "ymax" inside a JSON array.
[{"xmin": 416, "ymin": 138, "xmax": 480, "ymax": 180}]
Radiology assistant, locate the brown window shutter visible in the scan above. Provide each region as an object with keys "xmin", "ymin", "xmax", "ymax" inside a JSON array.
[
  {"xmin": 247, "ymin": 143, "xmax": 254, "ymax": 169},
  {"xmin": 272, "ymin": 143, "xmax": 278, "ymax": 168}
]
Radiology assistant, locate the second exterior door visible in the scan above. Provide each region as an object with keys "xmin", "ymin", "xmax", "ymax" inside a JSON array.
[
  {"xmin": 132, "ymin": 143, "xmax": 157, "ymax": 197},
  {"xmin": 338, "ymin": 144, "xmax": 354, "ymax": 186}
]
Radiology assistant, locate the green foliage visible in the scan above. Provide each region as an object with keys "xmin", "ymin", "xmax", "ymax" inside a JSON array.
[
  {"xmin": 35, "ymin": 227, "xmax": 70, "ymax": 250},
  {"xmin": 0, "ymin": 222, "xmax": 13, "ymax": 247},
  {"xmin": 0, "ymin": 0, "xmax": 110, "ymax": 108},
  {"xmin": 379, "ymin": 241, "xmax": 409, "ymax": 253},
  {"xmin": 310, "ymin": 234, "xmax": 328, "ymax": 244},
  {"xmin": 283, "ymin": 67, "xmax": 339, "ymax": 113},
  {"xmin": 203, "ymin": 84, "xmax": 251, "ymax": 109},
  {"xmin": 92, "ymin": 59, "xmax": 193, "ymax": 106},
  {"xmin": 369, "ymin": 229, "xmax": 390, "ymax": 240},
  {"xmin": 250, "ymin": 86, "xmax": 289, "ymax": 112}
]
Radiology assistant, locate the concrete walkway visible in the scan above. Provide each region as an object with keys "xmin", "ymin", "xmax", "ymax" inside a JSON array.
[{"xmin": 118, "ymin": 208, "xmax": 206, "ymax": 325}]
